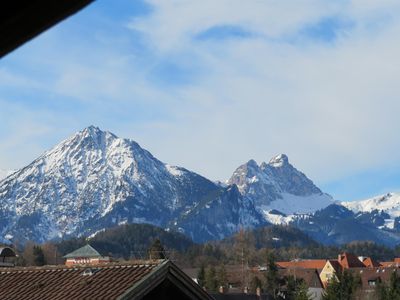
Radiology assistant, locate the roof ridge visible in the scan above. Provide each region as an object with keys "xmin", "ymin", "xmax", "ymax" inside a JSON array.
[{"xmin": 0, "ymin": 260, "xmax": 165, "ymax": 273}]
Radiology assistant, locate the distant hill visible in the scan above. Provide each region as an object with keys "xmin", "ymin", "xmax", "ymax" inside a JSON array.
[
  {"xmin": 56, "ymin": 223, "xmax": 194, "ymax": 259},
  {"xmin": 220, "ymin": 224, "xmax": 319, "ymax": 249}
]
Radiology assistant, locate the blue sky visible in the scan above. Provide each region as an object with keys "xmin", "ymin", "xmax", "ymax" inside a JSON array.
[{"xmin": 1, "ymin": 0, "xmax": 400, "ymax": 201}]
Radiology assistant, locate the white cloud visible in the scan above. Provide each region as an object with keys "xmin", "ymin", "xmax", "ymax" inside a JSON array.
[
  {"xmin": 123, "ymin": 0, "xmax": 400, "ymax": 184},
  {"xmin": 2, "ymin": 0, "xmax": 400, "ymax": 198}
]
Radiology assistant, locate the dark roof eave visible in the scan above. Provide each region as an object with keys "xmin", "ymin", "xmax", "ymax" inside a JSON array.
[
  {"xmin": 0, "ymin": 0, "xmax": 94, "ymax": 58},
  {"xmin": 117, "ymin": 260, "xmax": 214, "ymax": 300}
]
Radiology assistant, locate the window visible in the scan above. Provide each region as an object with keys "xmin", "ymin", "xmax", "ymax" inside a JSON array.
[{"xmin": 368, "ymin": 280, "xmax": 376, "ymax": 286}]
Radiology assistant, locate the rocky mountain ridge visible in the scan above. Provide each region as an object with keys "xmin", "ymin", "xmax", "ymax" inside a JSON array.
[
  {"xmin": 0, "ymin": 127, "xmax": 265, "ymax": 243},
  {"xmin": 1, "ymin": 126, "xmax": 400, "ymax": 247}
]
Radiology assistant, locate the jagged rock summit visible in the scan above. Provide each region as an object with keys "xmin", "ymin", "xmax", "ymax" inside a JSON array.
[
  {"xmin": 227, "ymin": 154, "xmax": 333, "ymax": 218},
  {"xmin": 268, "ymin": 153, "xmax": 289, "ymax": 167}
]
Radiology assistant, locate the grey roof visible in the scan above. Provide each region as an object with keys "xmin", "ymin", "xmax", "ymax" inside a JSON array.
[
  {"xmin": 0, "ymin": 247, "xmax": 16, "ymax": 257},
  {"xmin": 63, "ymin": 244, "xmax": 103, "ymax": 259}
]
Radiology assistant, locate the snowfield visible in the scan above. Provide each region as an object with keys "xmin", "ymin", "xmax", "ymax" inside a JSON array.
[{"xmin": 342, "ymin": 193, "xmax": 400, "ymax": 218}]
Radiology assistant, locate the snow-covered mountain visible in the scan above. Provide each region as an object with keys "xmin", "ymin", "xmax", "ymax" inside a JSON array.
[
  {"xmin": 227, "ymin": 154, "xmax": 333, "ymax": 223},
  {"xmin": 0, "ymin": 169, "xmax": 14, "ymax": 182},
  {"xmin": 3, "ymin": 125, "xmax": 398, "ymax": 246},
  {"xmin": 0, "ymin": 126, "xmax": 264, "ymax": 243},
  {"xmin": 342, "ymin": 193, "xmax": 400, "ymax": 230},
  {"xmin": 342, "ymin": 193, "xmax": 400, "ymax": 218}
]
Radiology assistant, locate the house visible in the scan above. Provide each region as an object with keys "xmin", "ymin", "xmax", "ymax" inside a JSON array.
[
  {"xmin": 320, "ymin": 252, "xmax": 367, "ymax": 286},
  {"xmin": 63, "ymin": 244, "xmax": 111, "ymax": 266},
  {"xmin": 0, "ymin": 247, "xmax": 16, "ymax": 267},
  {"xmin": 0, "ymin": 259, "xmax": 214, "ymax": 299},
  {"xmin": 349, "ymin": 267, "xmax": 400, "ymax": 300},
  {"xmin": 337, "ymin": 252, "xmax": 366, "ymax": 269},
  {"xmin": 381, "ymin": 258, "xmax": 400, "ymax": 267},
  {"xmin": 279, "ymin": 268, "xmax": 324, "ymax": 300},
  {"xmin": 319, "ymin": 260, "xmax": 342, "ymax": 285},
  {"xmin": 362, "ymin": 257, "xmax": 381, "ymax": 268}
]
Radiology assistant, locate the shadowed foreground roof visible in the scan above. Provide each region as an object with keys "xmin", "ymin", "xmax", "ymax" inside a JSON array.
[
  {"xmin": 0, "ymin": 260, "xmax": 213, "ymax": 300},
  {"xmin": 0, "ymin": 0, "xmax": 94, "ymax": 58}
]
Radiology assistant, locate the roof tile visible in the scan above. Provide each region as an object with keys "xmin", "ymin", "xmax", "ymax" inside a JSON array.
[{"xmin": 0, "ymin": 262, "xmax": 159, "ymax": 300}]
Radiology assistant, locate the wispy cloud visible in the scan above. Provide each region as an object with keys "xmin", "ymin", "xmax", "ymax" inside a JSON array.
[
  {"xmin": 195, "ymin": 25, "xmax": 255, "ymax": 40},
  {"xmin": 295, "ymin": 16, "xmax": 355, "ymax": 43},
  {"xmin": 1, "ymin": 0, "xmax": 400, "ymax": 200}
]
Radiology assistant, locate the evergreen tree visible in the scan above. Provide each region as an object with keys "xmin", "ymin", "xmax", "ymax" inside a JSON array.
[
  {"xmin": 295, "ymin": 281, "xmax": 311, "ymax": 300},
  {"xmin": 322, "ymin": 270, "xmax": 361, "ymax": 300},
  {"xmin": 33, "ymin": 245, "xmax": 46, "ymax": 266},
  {"xmin": 148, "ymin": 238, "xmax": 165, "ymax": 259},
  {"xmin": 285, "ymin": 276, "xmax": 311, "ymax": 300},
  {"xmin": 197, "ymin": 265, "xmax": 206, "ymax": 288},
  {"xmin": 264, "ymin": 252, "xmax": 280, "ymax": 299},
  {"xmin": 286, "ymin": 275, "xmax": 297, "ymax": 299},
  {"xmin": 388, "ymin": 271, "xmax": 400, "ymax": 299},
  {"xmin": 322, "ymin": 275, "xmax": 341, "ymax": 300},
  {"xmin": 205, "ymin": 265, "xmax": 218, "ymax": 292},
  {"xmin": 250, "ymin": 275, "xmax": 263, "ymax": 293},
  {"xmin": 217, "ymin": 264, "xmax": 228, "ymax": 288}
]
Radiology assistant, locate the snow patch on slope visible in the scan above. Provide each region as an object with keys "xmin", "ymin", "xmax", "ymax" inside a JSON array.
[
  {"xmin": 263, "ymin": 211, "xmax": 295, "ymax": 225},
  {"xmin": 262, "ymin": 192, "xmax": 333, "ymax": 215},
  {"xmin": 165, "ymin": 164, "xmax": 184, "ymax": 177}
]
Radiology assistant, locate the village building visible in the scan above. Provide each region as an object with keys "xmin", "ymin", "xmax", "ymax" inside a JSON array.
[
  {"xmin": 348, "ymin": 267, "xmax": 400, "ymax": 300},
  {"xmin": 0, "ymin": 259, "xmax": 213, "ymax": 299},
  {"xmin": 63, "ymin": 244, "xmax": 111, "ymax": 266},
  {"xmin": 0, "ymin": 247, "xmax": 16, "ymax": 267},
  {"xmin": 319, "ymin": 260, "xmax": 342, "ymax": 286},
  {"xmin": 276, "ymin": 259, "xmax": 327, "ymax": 270},
  {"xmin": 279, "ymin": 268, "xmax": 324, "ymax": 300},
  {"xmin": 337, "ymin": 252, "xmax": 366, "ymax": 269},
  {"xmin": 381, "ymin": 257, "xmax": 400, "ymax": 267},
  {"xmin": 319, "ymin": 252, "xmax": 366, "ymax": 286},
  {"xmin": 362, "ymin": 257, "xmax": 381, "ymax": 268}
]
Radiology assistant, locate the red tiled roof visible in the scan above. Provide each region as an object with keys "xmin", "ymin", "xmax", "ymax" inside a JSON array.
[
  {"xmin": 380, "ymin": 261, "xmax": 400, "ymax": 267},
  {"xmin": 362, "ymin": 257, "xmax": 381, "ymax": 268},
  {"xmin": 338, "ymin": 252, "xmax": 365, "ymax": 269},
  {"xmin": 276, "ymin": 260, "xmax": 327, "ymax": 270}
]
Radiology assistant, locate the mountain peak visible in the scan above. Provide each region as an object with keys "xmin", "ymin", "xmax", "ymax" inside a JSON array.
[
  {"xmin": 246, "ymin": 159, "xmax": 258, "ymax": 168},
  {"xmin": 79, "ymin": 126, "xmax": 116, "ymax": 139},
  {"xmin": 63, "ymin": 126, "xmax": 120, "ymax": 152},
  {"xmin": 268, "ymin": 154, "xmax": 289, "ymax": 167},
  {"xmin": 82, "ymin": 125, "xmax": 101, "ymax": 134}
]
